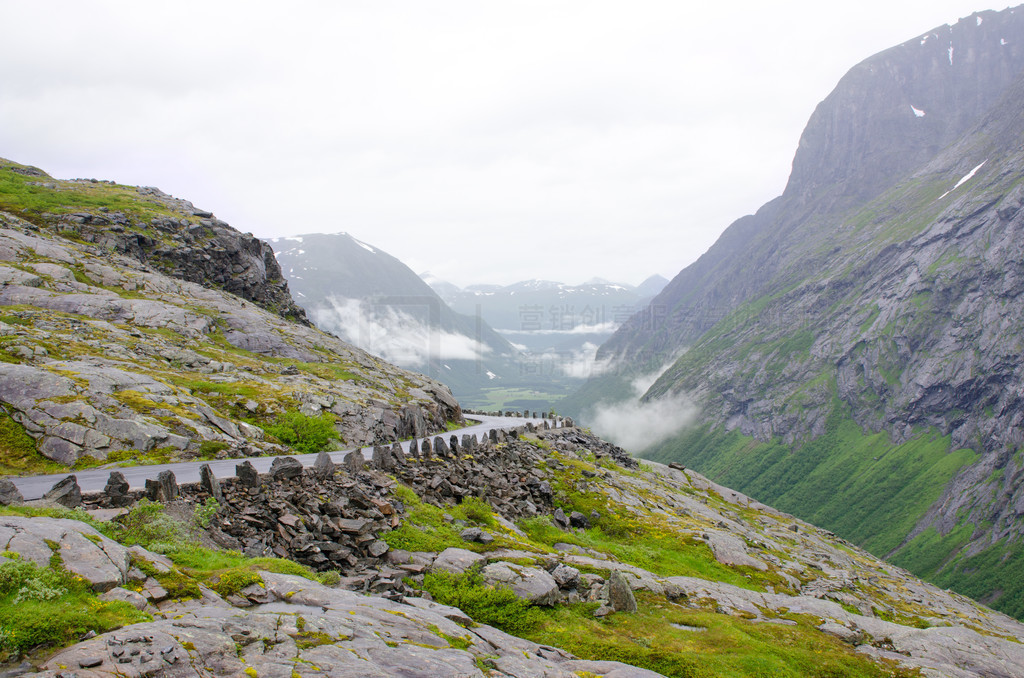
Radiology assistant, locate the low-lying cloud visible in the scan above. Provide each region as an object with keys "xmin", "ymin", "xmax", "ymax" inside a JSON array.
[
  {"xmin": 312, "ymin": 297, "xmax": 491, "ymax": 367},
  {"xmin": 587, "ymin": 362, "xmax": 697, "ymax": 453}
]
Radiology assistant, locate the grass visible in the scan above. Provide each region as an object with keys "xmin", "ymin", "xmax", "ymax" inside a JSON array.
[
  {"xmin": 927, "ymin": 538, "xmax": 1024, "ymax": 619},
  {"xmin": 0, "ymin": 412, "xmax": 64, "ymax": 476},
  {"xmin": 532, "ymin": 452, "xmax": 798, "ymax": 593},
  {"xmin": 382, "ymin": 489, "xmax": 527, "ymax": 554},
  {"xmin": 0, "ymin": 555, "xmax": 150, "ymax": 660},
  {"xmin": 647, "ymin": 403, "xmax": 977, "ymax": 557},
  {"xmin": 421, "ymin": 570, "xmax": 542, "ymax": 636},
  {"xmin": 523, "ymin": 593, "xmax": 919, "ymax": 678},
  {"xmin": 517, "ymin": 517, "xmax": 763, "ymax": 591},
  {"xmin": 263, "ymin": 410, "xmax": 340, "ymax": 454},
  {"xmin": 0, "ymin": 161, "xmax": 177, "ymax": 224}
]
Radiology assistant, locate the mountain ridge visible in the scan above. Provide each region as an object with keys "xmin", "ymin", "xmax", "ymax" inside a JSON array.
[{"xmin": 567, "ymin": 5, "xmax": 1024, "ymax": 619}]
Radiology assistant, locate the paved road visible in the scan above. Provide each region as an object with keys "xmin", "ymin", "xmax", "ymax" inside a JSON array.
[{"xmin": 11, "ymin": 414, "xmax": 550, "ymax": 501}]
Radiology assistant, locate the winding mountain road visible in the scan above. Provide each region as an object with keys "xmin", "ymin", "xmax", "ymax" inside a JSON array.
[{"xmin": 10, "ymin": 413, "xmax": 551, "ymax": 501}]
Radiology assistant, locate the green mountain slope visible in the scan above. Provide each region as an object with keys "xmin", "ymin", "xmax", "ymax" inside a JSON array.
[{"xmin": 570, "ymin": 7, "xmax": 1024, "ymax": 618}]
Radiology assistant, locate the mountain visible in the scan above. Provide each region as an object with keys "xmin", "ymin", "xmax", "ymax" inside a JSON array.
[
  {"xmin": 10, "ymin": 427, "xmax": 1024, "ymax": 677},
  {"xmin": 636, "ymin": 274, "xmax": 670, "ymax": 298},
  {"xmin": 432, "ymin": 277, "xmax": 663, "ymax": 336},
  {"xmin": 425, "ymin": 275, "xmax": 668, "ymax": 387},
  {"xmin": 0, "ymin": 158, "xmax": 461, "ymax": 470},
  {"xmin": 567, "ymin": 6, "xmax": 1024, "ymax": 619},
  {"xmin": 267, "ymin": 232, "xmax": 525, "ymax": 405},
  {"xmin": 3, "ymin": 161, "xmax": 1024, "ymax": 678}
]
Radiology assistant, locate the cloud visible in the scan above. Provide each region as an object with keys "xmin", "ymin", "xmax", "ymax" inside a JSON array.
[
  {"xmin": 495, "ymin": 322, "xmax": 620, "ymax": 335},
  {"xmin": 586, "ymin": 363, "xmax": 698, "ymax": 453},
  {"xmin": 311, "ymin": 297, "xmax": 491, "ymax": 367},
  {"xmin": 0, "ymin": 1, "xmax": 988, "ymax": 289}
]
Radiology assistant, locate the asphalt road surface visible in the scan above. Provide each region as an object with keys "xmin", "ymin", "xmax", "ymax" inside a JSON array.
[{"xmin": 11, "ymin": 413, "xmax": 550, "ymax": 501}]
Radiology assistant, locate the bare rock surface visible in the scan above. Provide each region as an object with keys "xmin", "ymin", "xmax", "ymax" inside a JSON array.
[{"xmin": 38, "ymin": 571, "xmax": 666, "ymax": 678}]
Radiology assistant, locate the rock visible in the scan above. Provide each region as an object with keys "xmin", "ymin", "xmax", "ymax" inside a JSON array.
[
  {"xmin": 145, "ymin": 470, "xmax": 178, "ymax": 502},
  {"xmin": 460, "ymin": 527, "xmax": 494, "ymax": 545},
  {"xmin": 706, "ymin": 531, "xmax": 768, "ymax": 571},
  {"xmin": 401, "ymin": 596, "xmax": 474, "ymax": 626},
  {"xmin": 367, "ymin": 540, "xmax": 390, "ymax": 557},
  {"xmin": 569, "ymin": 511, "xmax": 589, "ymax": 528},
  {"xmin": 42, "ymin": 569, "xmax": 661, "ymax": 678},
  {"xmin": 553, "ymin": 508, "xmax": 570, "ymax": 529},
  {"xmin": 312, "ymin": 451, "xmax": 335, "ymax": 478},
  {"xmin": 99, "ymin": 587, "xmax": 149, "ymax": 611},
  {"xmin": 103, "ymin": 471, "xmax": 132, "ymax": 507},
  {"xmin": 344, "ymin": 449, "xmax": 365, "ymax": 473},
  {"xmin": 269, "ymin": 455, "xmax": 304, "ymax": 479},
  {"xmin": 482, "ymin": 561, "xmax": 560, "ymax": 606},
  {"xmin": 198, "ymin": 464, "xmax": 223, "ymax": 503},
  {"xmin": 371, "ymin": 445, "xmax": 392, "ymax": 470},
  {"xmin": 44, "ymin": 475, "xmax": 82, "ymax": 507},
  {"xmin": 0, "ymin": 516, "xmax": 133, "ymax": 591},
  {"xmin": 0, "ymin": 478, "xmax": 23, "ymax": 506},
  {"xmin": 431, "ymin": 547, "xmax": 485, "ymax": 574},
  {"xmin": 819, "ymin": 621, "xmax": 862, "ymax": 644},
  {"xmin": 608, "ymin": 570, "xmax": 638, "ymax": 613},
  {"xmin": 551, "ymin": 563, "xmax": 580, "ymax": 589},
  {"xmin": 236, "ymin": 460, "xmax": 260, "ymax": 487}
]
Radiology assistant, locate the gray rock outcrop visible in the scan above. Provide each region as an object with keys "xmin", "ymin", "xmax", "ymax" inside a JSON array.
[{"xmin": 39, "ymin": 571, "xmax": 666, "ymax": 678}]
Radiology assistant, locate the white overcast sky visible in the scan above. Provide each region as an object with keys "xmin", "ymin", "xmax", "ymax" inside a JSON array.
[{"xmin": 0, "ymin": 1, "xmax": 1003, "ymax": 287}]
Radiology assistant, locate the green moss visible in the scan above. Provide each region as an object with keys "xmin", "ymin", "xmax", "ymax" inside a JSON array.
[{"xmin": 212, "ymin": 569, "xmax": 263, "ymax": 598}]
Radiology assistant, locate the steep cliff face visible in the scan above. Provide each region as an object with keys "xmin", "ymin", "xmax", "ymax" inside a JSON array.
[
  {"xmin": 572, "ymin": 7, "xmax": 1024, "ymax": 618},
  {"xmin": 597, "ymin": 7, "xmax": 1024, "ymax": 373}
]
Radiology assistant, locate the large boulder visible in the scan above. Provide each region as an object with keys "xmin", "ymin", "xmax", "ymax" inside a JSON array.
[
  {"xmin": 0, "ymin": 516, "xmax": 136, "ymax": 592},
  {"xmin": 431, "ymin": 548, "xmax": 485, "ymax": 575},
  {"xmin": 44, "ymin": 475, "xmax": 81, "ymax": 508},
  {"xmin": 41, "ymin": 571, "xmax": 666, "ymax": 678},
  {"xmin": 608, "ymin": 569, "xmax": 638, "ymax": 613},
  {"xmin": 0, "ymin": 478, "xmax": 23, "ymax": 506},
  {"xmin": 269, "ymin": 455, "xmax": 304, "ymax": 480},
  {"xmin": 481, "ymin": 561, "xmax": 560, "ymax": 606}
]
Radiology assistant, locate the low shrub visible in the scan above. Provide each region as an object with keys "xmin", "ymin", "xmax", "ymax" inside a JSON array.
[
  {"xmin": 212, "ymin": 569, "xmax": 263, "ymax": 597},
  {"xmin": 119, "ymin": 499, "xmax": 187, "ymax": 549},
  {"xmin": 263, "ymin": 411, "xmax": 340, "ymax": 454},
  {"xmin": 0, "ymin": 559, "xmax": 149, "ymax": 658},
  {"xmin": 421, "ymin": 570, "xmax": 542, "ymax": 636}
]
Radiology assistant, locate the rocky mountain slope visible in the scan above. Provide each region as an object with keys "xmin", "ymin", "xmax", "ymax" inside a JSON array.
[
  {"xmin": 566, "ymin": 6, "xmax": 1024, "ymax": 619},
  {"xmin": 6, "ymin": 425, "xmax": 1024, "ymax": 677},
  {"xmin": 0, "ymin": 158, "xmax": 461, "ymax": 471},
  {"xmin": 0, "ymin": 155, "xmax": 1021, "ymax": 676}
]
